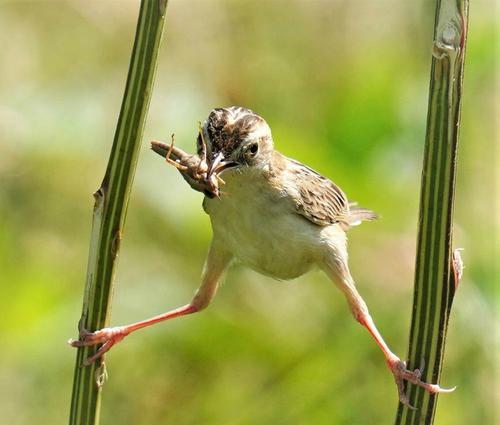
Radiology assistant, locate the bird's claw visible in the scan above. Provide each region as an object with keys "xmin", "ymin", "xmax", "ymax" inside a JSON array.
[
  {"xmin": 68, "ymin": 326, "xmax": 129, "ymax": 366},
  {"xmin": 388, "ymin": 357, "xmax": 455, "ymax": 409}
]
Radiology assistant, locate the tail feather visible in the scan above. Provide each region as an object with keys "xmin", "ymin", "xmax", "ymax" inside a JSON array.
[{"xmin": 342, "ymin": 204, "xmax": 378, "ymax": 229}]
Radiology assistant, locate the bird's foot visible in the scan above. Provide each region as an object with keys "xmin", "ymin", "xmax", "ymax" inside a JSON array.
[
  {"xmin": 68, "ymin": 326, "xmax": 129, "ymax": 366},
  {"xmin": 387, "ymin": 355, "xmax": 455, "ymax": 409}
]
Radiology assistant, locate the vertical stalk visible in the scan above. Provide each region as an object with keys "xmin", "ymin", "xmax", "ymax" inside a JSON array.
[
  {"xmin": 395, "ymin": 0, "xmax": 468, "ymax": 424},
  {"xmin": 68, "ymin": 2, "xmax": 168, "ymax": 425}
]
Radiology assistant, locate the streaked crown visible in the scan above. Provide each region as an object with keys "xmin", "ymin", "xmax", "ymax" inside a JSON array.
[{"xmin": 202, "ymin": 106, "xmax": 273, "ymax": 158}]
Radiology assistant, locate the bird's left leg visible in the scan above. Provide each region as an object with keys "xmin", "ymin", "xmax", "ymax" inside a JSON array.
[{"xmin": 321, "ymin": 254, "xmax": 454, "ymax": 407}]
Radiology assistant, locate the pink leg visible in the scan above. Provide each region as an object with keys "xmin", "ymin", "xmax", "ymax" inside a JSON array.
[
  {"xmin": 322, "ymin": 257, "xmax": 455, "ymax": 408},
  {"xmin": 356, "ymin": 311, "xmax": 454, "ymax": 408},
  {"xmin": 69, "ymin": 241, "xmax": 232, "ymax": 366},
  {"xmin": 69, "ymin": 304, "xmax": 199, "ymax": 366}
]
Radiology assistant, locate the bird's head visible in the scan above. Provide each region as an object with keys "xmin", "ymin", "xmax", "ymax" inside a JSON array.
[{"xmin": 200, "ymin": 106, "xmax": 274, "ymax": 177}]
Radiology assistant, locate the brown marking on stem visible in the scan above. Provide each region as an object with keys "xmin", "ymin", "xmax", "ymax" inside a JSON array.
[
  {"xmin": 451, "ymin": 248, "xmax": 464, "ymax": 289},
  {"xmin": 111, "ymin": 229, "xmax": 123, "ymax": 259}
]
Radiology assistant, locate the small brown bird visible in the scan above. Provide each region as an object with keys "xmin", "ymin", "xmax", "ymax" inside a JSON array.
[{"xmin": 70, "ymin": 106, "xmax": 453, "ymax": 407}]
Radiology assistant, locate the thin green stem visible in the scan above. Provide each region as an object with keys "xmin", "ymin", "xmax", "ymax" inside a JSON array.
[
  {"xmin": 68, "ymin": 2, "xmax": 168, "ymax": 425},
  {"xmin": 395, "ymin": 1, "xmax": 468, "ymax": 424}
]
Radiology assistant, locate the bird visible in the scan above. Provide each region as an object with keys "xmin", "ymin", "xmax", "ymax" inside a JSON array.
[{"xmin": 70, "ymin": 106, "xmax": 453, "ymax": 407}]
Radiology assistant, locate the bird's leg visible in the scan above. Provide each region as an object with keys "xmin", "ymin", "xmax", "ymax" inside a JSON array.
[
  {"xmin": 69, "ymin": 242, "xmax": 232, "ymax": 366},
  {"xmin": 354, "ymin": 309, "xmax": 454, "ymax": 408},
  {"xmin": 322, "ymin": 259, "xmax": 454, "ymax": 408},
  {"xmin": 69, "ymin": 304, "xmax": 198, "ymax": 366}
]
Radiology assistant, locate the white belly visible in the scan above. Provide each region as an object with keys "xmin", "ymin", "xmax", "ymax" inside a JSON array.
[{"xmin": 204, "ymin": 169, "xmax": 320, "ymax": 280}]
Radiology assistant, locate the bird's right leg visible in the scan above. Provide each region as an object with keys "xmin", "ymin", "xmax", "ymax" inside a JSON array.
[{"xmin": 69, "ymin": 241, "xmax": 232, "ymax": 366}]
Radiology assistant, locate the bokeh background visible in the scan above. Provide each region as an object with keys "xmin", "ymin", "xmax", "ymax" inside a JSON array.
[{"xmin": 0, "ymin": 1, "xmax": 497, "ymax": 424}]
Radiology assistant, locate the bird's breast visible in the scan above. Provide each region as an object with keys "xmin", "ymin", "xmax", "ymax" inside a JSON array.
[{"xmin": 204, "ymin": 170, "xmax": 319, "ymax": 280}]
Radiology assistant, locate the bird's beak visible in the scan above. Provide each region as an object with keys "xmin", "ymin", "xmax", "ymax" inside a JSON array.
[
  {"xmin": 208, "ymin": 152, "xmax": 224, "ymax": 177},
  {"xmin": 207, "ymin": 152, "xmax": 238, "ymax": 177}
]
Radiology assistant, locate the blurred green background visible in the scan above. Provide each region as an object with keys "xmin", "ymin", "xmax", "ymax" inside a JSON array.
[{"xmin": 0, "ymin": 1, "xmax": 497, "ymax": 424}]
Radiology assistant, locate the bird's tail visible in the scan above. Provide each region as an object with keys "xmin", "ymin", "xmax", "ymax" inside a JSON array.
[{"xmin": 342, "ymin": 202, "xmax": 378, "ymax": 229}]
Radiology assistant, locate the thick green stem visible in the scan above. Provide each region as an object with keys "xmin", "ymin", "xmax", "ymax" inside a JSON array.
[
  {"xmin": 395, "ymin": 1, "xmax": 468, "ymax": 424},
  {"xmin": 68, "ymin": 2, "xmax": 168, "ymax": 425}
]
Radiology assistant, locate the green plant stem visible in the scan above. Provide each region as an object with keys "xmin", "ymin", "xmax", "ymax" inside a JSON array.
[
  {"xmin": 68, "ymin": 2, "xmax": 168, "ymax": 425},
  {"xmin": 395, "ymin": 1, "xmax": 469, "ymax": 424}
]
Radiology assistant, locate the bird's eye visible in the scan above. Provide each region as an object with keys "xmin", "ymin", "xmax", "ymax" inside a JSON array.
[{"xmin": 248, "ymin": 143, "xmax": 258, "ymax": 155}]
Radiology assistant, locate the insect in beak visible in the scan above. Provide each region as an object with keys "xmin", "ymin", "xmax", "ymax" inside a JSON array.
[
  {"xmin": 208, "ymin": 152, "xmax": 224, "ymax": 178},
  {"xmin": 207, "ymin": 152, "xmax": 238, "ymax": 178}
]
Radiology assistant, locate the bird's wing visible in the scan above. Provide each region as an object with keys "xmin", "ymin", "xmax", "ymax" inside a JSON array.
[{"xmin": 287, "ymin": 159, "xmax": 350, "ymax": 226}]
